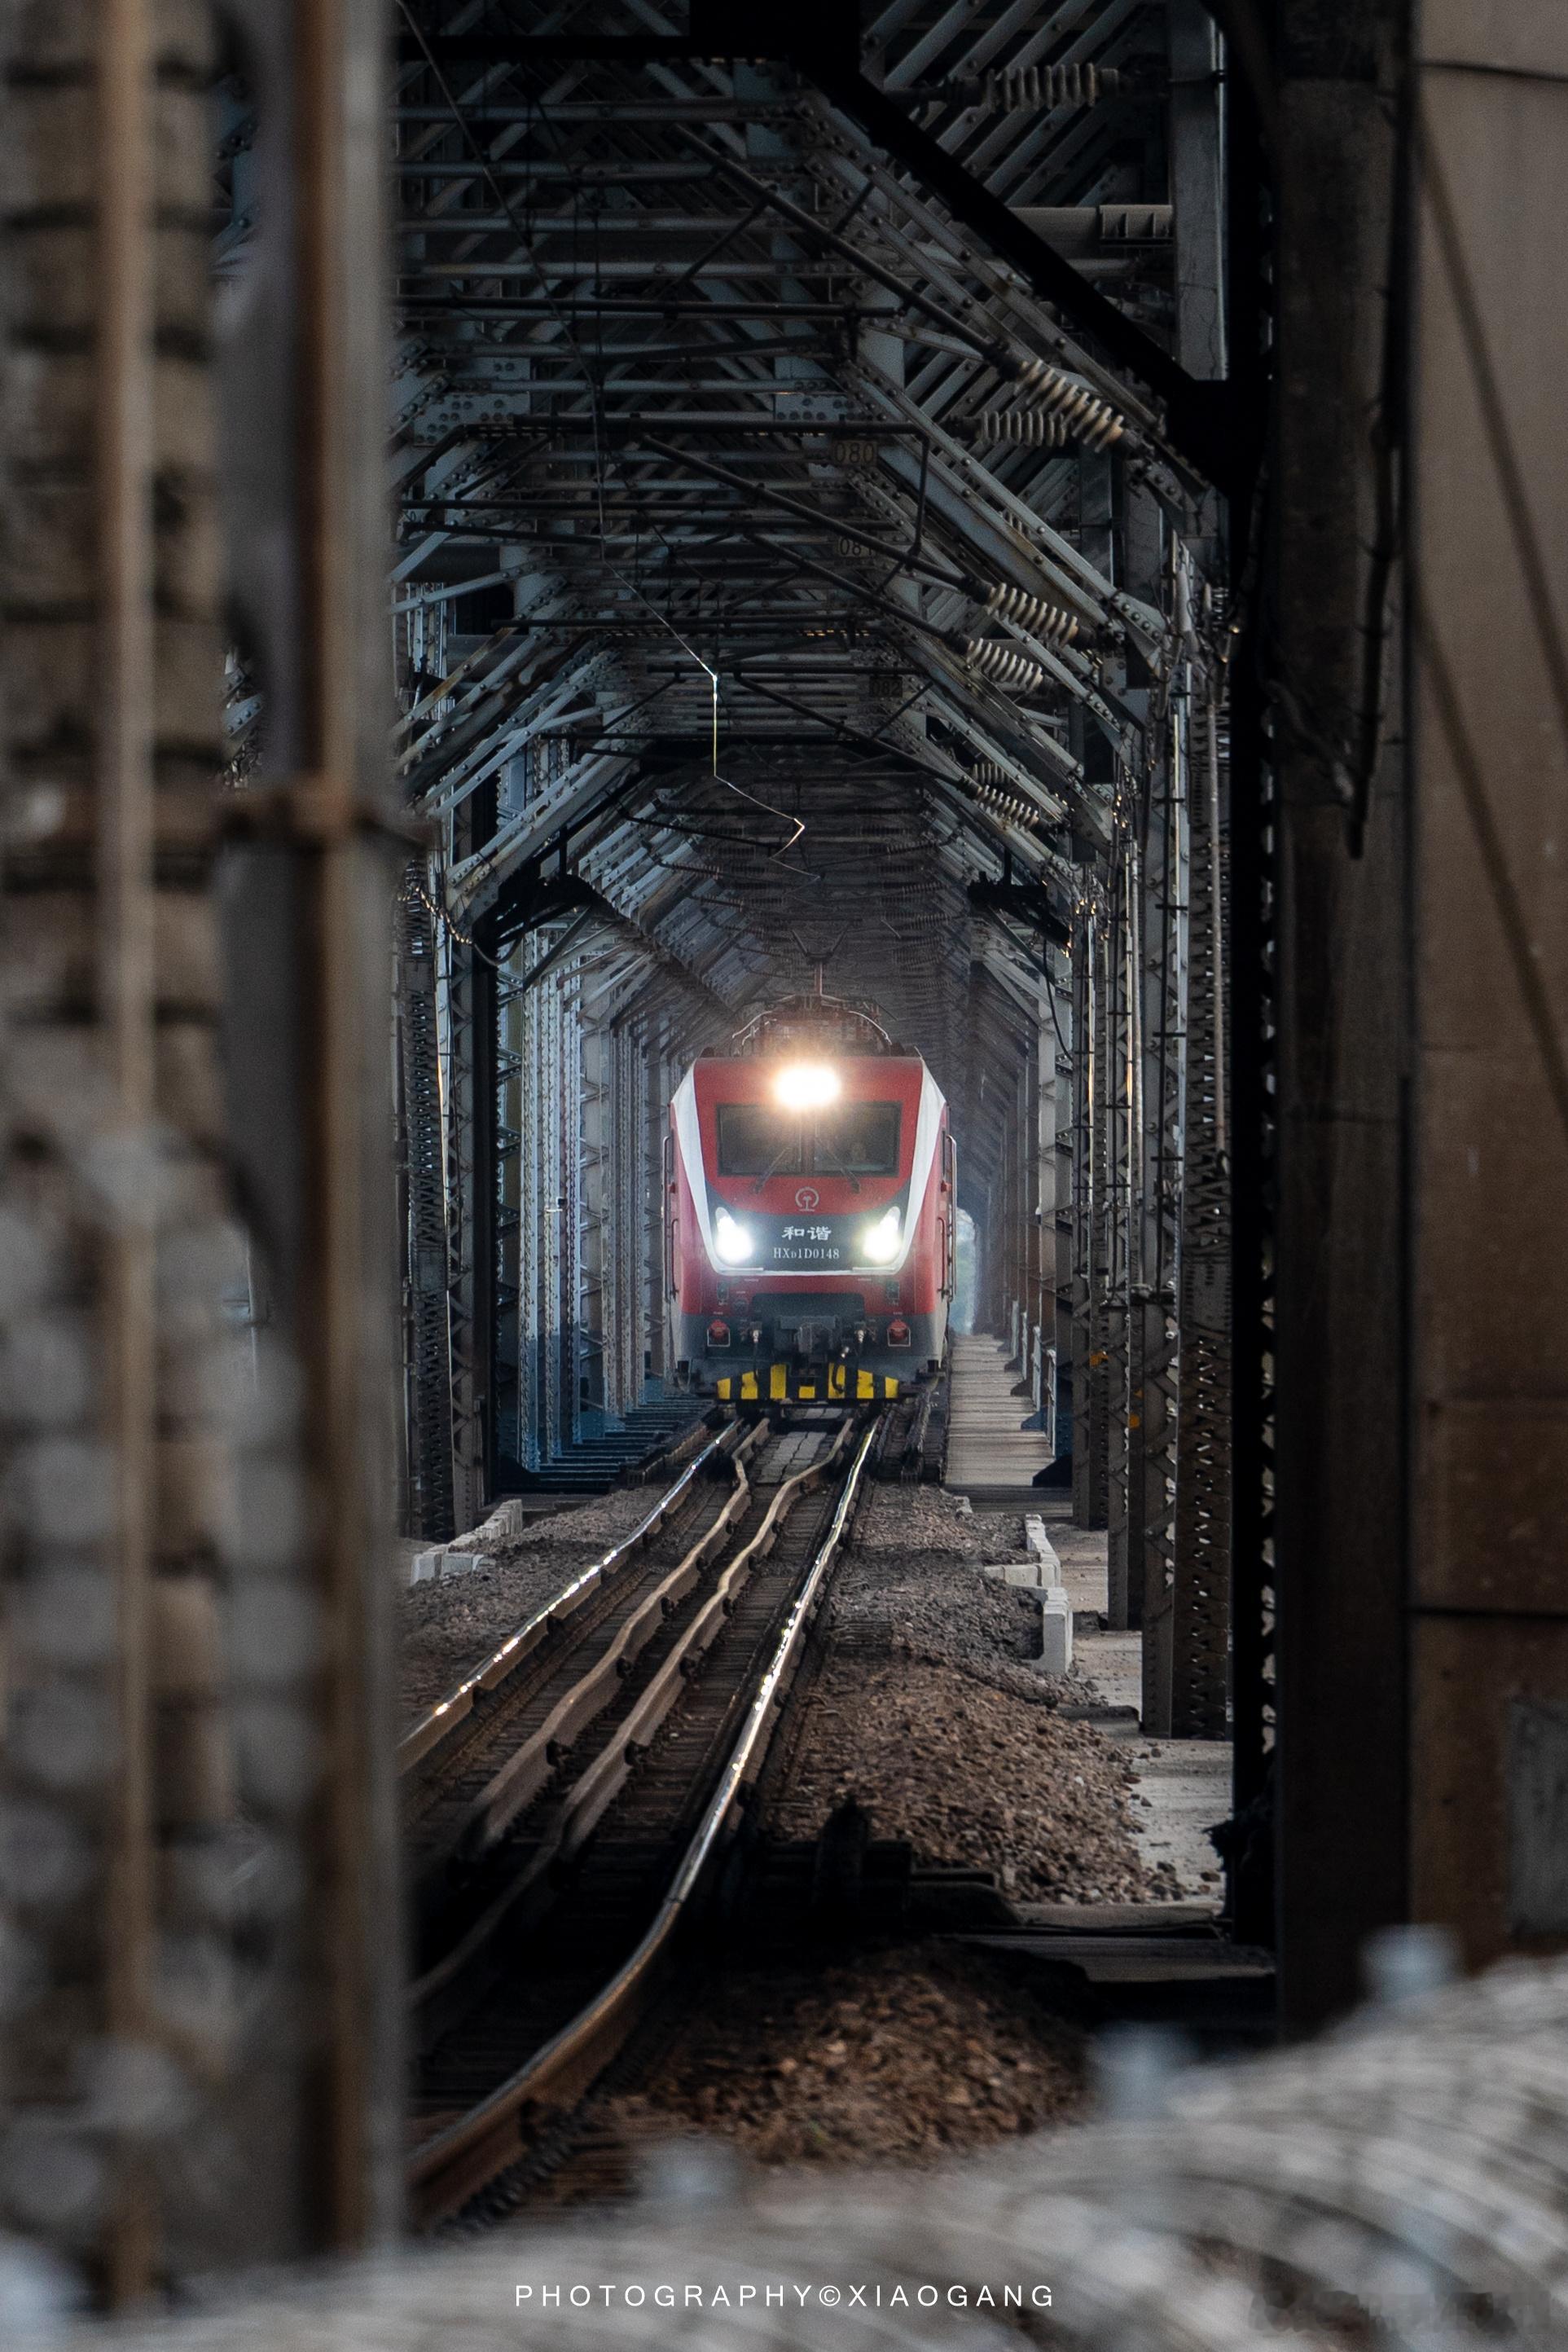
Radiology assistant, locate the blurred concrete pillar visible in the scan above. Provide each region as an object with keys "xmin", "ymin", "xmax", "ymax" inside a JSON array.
[
  {"xmin": 214, "ymin": 0, "xmax": 404, "ymax": 2257},
  {"xmin": 1273, "ymin": 0, "xmax": 1568, "ymax": 2016},
  {"xmin": 1406, "ymin": 2, "xmax": 1568, "ymax": 1972}
]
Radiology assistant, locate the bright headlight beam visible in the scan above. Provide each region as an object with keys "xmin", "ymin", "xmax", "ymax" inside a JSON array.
[
  {"xmin": 772, "ymin": 1062, "xmax": 841, "ymax": 1111},
  {"xmin": 714, "ymin": 1207, "xmax": 754, "ymax": 1264},
  {"xmin": 860, "ymin": 1205, "xmax": 902, "ymax": 1264}
]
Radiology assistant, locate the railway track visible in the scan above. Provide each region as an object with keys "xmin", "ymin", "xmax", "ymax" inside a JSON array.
[
  {"xmin": 872, "ymin": 1361, "xmax": 949, "ymax": 1482},
  {"xmin": 405, "ymin": 1405, "xmax": 885, "ymax": 2229},
  {"xmin": 402, "ymin": 1425, "xmax": 758, "ymax": 1963}
]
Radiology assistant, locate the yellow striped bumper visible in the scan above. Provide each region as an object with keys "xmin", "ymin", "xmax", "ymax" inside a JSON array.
[{"xmin": 715, "ymin": 1364, "xmax": 901, "ymax": 1404}]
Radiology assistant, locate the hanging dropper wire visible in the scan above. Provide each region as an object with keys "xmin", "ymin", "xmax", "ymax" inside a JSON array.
[{"xmin": 607, "ymin": 565, "xmax": 806, "ymax": 859}]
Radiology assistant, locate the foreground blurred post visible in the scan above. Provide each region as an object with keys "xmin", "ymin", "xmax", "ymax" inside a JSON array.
[
  {"xmin": 0, "ymin": 0, "xmax": 402, "ymax": 2297},
  {"xmin": 0, "ymin": 0, "xmax": 235, "ymax": 2300},
  {"xmin": 215, "ymin": 0, "xmax": 405, "ymax": 2262},
  {"xmin": 97, "ymin": 0, "xmax": 160, "ymax": 2301}
]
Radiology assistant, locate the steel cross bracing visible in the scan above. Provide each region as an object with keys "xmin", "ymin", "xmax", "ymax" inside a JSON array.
[{"xmin": 212, "ymin": 2, "xmax": 1243, "ymax": 1729}]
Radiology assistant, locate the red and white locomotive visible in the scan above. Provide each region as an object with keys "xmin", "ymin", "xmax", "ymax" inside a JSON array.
[{"xmin": 665, "ymin": 998, "xmax": 954, "ymax": 1403}]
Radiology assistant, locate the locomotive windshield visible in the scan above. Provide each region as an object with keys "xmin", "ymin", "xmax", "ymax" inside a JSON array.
[
  {"xmin": 716, "ymin": 1099, "xmax": 901, "ymax": 1178},
  {"xmin": 815, "ymin": 1101, "xmax": 901, "ymax": 1176},
  {"xmin": 717, "ymin": 1103, "xmax": 804, "ymax": 1176}
]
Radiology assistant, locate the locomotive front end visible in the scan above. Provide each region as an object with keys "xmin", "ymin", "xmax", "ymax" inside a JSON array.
[{"xmin": 665, "ymin": 1019, "xmax": 953, "ymax": 1404}]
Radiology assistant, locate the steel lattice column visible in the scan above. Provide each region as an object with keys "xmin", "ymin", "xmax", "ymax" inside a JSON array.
[
  {"xmin": 516, "ymin": 956, "xmax": 584, "ymax": 1469},
  {"xmin": 396, "ymin": 867, "xmax": 455, "ymax": 1539},
  {"xmin": 518, "ymin": 943, "xmax": 571, "ymax": 1470},
  {"xmin": 0, "ymin": 0, "xmax": 277, "ymax": 2290},
  {"xmin": 493, "ymin": 957, "xmax": 525, "ymax": 1480},
  {"xmin": 1050, "ymin": 977, "xmax": 1076, "ymax": 1463},
  {"xmin": 517, "ymin": 943, "xmax": 547, "ymax": 1474},
  {"xmin": 444, "ymin": 927, "xmax": 493, "ymax": 1529},
  {"xmin": 1104, "ymin": 851, "xmax": 1135, "ymax": 1623},
  {"xmin": 560, "ymin": 977, "xmax": 582, "ymax": 1451},
  {"xmin": 647, "ymin": 1017, "xmax": 674, "ymax": 1385},
  {"xmin": 1135, "ymin": 659, "xmax": 1189, "ymax": 1733},
  {"xmin": 578, "ymin": 1013, "xmax": 610, "ymax": 1427},
  {"xmin": 176, "ymin": 0, "xmax": 403, "ymax": 2268},
  {"xmin": 608, "ymin": 1018, "xmax": 646, "ymax": 1413},
  {"xmin": 1072, "ymin": 906, "xmax": 1112, "ymax": 1529},
  {"xmin": 1172, "ymin": 668, "xmax": 1234, "ymax": 1735},
  {"xmin": 1033, "ymin": 980, "xmax": 1061, "ymax": 1444}
]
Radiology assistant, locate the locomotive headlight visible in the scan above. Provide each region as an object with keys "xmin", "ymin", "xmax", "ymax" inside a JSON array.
[
  {"xmin": 772, "ymin": 1062, "xmax": 841, "ymax": 1111},
  {"xmin": 714, "ymin": 1207, "xmax": 755, "ymax": 1264},
  {"xmin": 859, "ymin": 1204, "xmax": 903, "ymax": 1263}
]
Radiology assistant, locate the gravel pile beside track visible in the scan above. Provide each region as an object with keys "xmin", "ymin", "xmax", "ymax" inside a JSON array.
[
  {"xmin": 827, "ymin": 1545, "xmax": 1064, "ymax": 1704},
  {"xmin": 769, "ymin": 1651, "xmax": 1171, "ymax": 1901},
  {"xmin": 398, "ymin": 1490, "xmax": 661, "ymax": 1724},
  {"xmin": 601, "ymin": 1942, "xmax": 1087, "ymax": 2169},
  {"xmin": 401, "ymin": 1558, "xmax": 582, "ymax": 1723},
  {"xmin": 490, "ymin": 1488, "xmax": 659, "ymax": 1554},
  {"xmin": 763, "ymin": 1482, "xmax": 1175, "ymax": 1902},
  {"xmin": 854, "ymin": 1484, "xmax": 1037, "ymax": 1562}
]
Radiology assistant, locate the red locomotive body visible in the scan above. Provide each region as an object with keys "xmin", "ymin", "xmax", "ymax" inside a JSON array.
[{"xmin": 665, "ymin": 1002, "xmax": 953, "ymax": 1403}]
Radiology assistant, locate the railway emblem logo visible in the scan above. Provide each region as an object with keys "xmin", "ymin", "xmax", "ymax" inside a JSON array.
[{"xmin": 794, "ymin": 1185, "xmax": 820, "ymax": 1211}]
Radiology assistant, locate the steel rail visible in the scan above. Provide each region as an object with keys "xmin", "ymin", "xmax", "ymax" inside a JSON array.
[
  {"xmin": 419, "ymin": 1426, "xmax": 768, "ymax": 1859},
  {"xmin": 406, "ymin": 1413, "xmax": 858, "ymax": 2017},
  {"xmin": 397, "ymin": 1427, "xmax": 733, "ymax": 1774},
  {"xmin": 406, "ymin": 1411, "xmax": 881, "ymax": 2225}
]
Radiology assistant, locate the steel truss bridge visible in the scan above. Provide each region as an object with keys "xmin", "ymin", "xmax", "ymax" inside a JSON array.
[{"xmin": 219, "ymin": 0, "xmax": 1245, "ymax": 1752}]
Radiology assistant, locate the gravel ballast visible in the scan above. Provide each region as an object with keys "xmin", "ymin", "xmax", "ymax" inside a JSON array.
[
  {"xmin": 398, "ymin": 1488, "xmax": 668, "ymax": 1724},
  {"xmin": 399, "ymin": 1475, "xmax": 1037, "ymax": 1733},
  {"xmin": 769, "ymin": 1651, "xmax": 1171, "ymax": 1901},
  {"xmin": 828, "ymin": 1544, "xmax": 1065, "ymax": 1705},
  {"xmin": 854, "ymin": 1484, "xmax": 1039, "ymax": 1562},
  {"xmin": 766, "ymin": 1484, "xmax": 1178, "ymax": 1903},
  {"xmin": 600, "ymin": 1941, "xmax": 1087, "ymax": 2170}
]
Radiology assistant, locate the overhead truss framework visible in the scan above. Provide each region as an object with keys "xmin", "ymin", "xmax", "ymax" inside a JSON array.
[{"xmin": 221, "ymin": 2, "xmax": 1243, "ymax": 1758}]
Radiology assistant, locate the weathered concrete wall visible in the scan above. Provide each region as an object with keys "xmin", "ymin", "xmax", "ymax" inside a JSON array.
[{"xmin": 1407, "ymin": 2, "xmax": 1568, "ymax": 1969}]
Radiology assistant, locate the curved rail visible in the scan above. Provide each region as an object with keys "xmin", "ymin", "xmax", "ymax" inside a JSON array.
[
  {"xmin": 445, "ymin": 1435, "xmax": 762, "ymax": 1860},
  {"xmin": 398, "ymin": 1428, "xmax": 735, "ymax": 1774},
  {"xmin": 407, "ymin": 1413, "xmax": 857, "ymax": 2017},
  {"xmin": 407, "ymin": 1412, "xmax": 882, "ymax": 2226}
]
